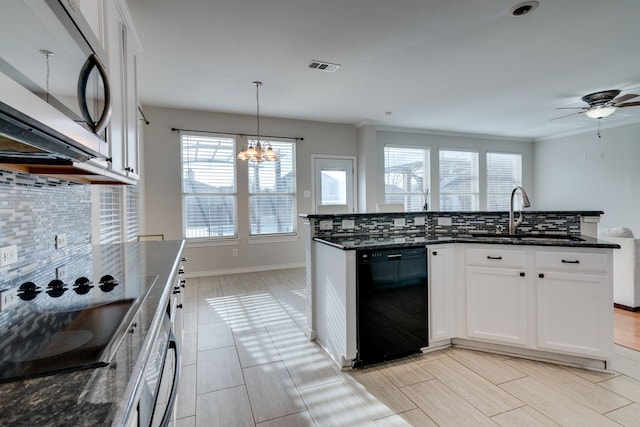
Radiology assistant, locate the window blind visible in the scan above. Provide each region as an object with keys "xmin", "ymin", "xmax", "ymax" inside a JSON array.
[
  {"xmin": 439, "ymin": 149, "xmax": 479, "ymax": 211},
  {"xmin": 182, "ymin": 134, "xmax": 237, "ymax": 238},
  {"xmin": 248, "ymin": 140, "xmax": 296, "ymax": 235},
  {"xmin": 487, "ymin": 152, "xmax": 522, "ymax": 211},
  {"xmin": 384, "ymin": 146, "xmax": 430, "ymax": 211}
]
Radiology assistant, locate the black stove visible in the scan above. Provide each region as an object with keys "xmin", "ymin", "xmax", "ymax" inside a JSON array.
[{"xmin": 0, "ymin": 245, "xmax": 154, "ymax": 384}]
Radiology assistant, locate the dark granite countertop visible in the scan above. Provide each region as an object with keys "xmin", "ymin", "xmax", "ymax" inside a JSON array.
[
  {"xmin": 315, "ymin": 232, "xmax": 620, "ymax": 250},
  {"xmin": 0, "ymin": 240, "xmax": 185, "ymax": 427},
  {"xmin": 300, "ymin": 210, "xmax": 605, "ymax": 219}
]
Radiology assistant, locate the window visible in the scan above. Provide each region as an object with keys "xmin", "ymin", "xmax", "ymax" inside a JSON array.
[
  {"xmin": 384, "ymin": 146, "xmax": 430, "ymax": 211},
  {"xmin": 439, "ymin": 149, "xmax": 479, "ymax": 211},
  {"xmin": 248, "ymin": 140, "xmax": 296, "ymax": 235},
  {"xmin": 181, "ymin": 134, "xmax": 236, "ymax": 239},
  {"xmin": 487, "ymin": 152, "xmax": 522, "ymax": 210}
]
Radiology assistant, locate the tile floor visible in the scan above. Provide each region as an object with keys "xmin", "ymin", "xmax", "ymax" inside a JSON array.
[{"xmin": 176, "ymin": 268, "xmax": 640, "ymax": 427}]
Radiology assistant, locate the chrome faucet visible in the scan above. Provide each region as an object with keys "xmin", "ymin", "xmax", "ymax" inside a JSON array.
[{"xmin": 509, "ymin": 186, "xmax": 531, "ymax": 234}]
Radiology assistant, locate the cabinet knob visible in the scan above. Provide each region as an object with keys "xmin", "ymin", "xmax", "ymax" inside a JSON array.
[
  {"xmin": 182, "ymin": 257, "xmax": 187, "ymax": 262},
  {"xmin": 173, "ymin": 288, "xmax": 181, "ymax": 294},
  {"xmin": 520, "ymin": 272, "xmax": 525, "ymax": 277},
  {"xmin": 177, "ymin": 304, "xmax": 183, "ymax": 309},
  {"xmin": 432, "ymin": 251, "xmax": 438, "ymax": 256},
  {"xmin": 539, "ymin": 273, "xmax": 544, "ymax": 278},
  {"xmin": 487, "ymin": 256, "xmax": 503, "ymax": 260}
]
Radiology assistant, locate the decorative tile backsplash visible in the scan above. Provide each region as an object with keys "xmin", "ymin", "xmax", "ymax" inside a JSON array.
[
  {"xmin": 0, "ymin": 169, "xmax": 92, "ymax": 286},
  {"xmin": 311, "ymin": 211, "xmax": 583, "ymax": 238}
]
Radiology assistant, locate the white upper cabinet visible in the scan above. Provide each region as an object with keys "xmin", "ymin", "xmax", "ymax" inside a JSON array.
[{"xmin": 104, "ymin": 0, "xmax": 142, "ymax": 181}]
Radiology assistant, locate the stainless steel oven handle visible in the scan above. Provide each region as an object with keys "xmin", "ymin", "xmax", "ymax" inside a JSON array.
[
  {"xmin": 77, "ymin": 53, "xmax": 112, "ymax": 135},
  {"xmin": 158, "ymin": 332, "xmax": 181, "ymax": 427}
]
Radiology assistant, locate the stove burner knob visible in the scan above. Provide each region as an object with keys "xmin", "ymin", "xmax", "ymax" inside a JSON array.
[
  {"xmin": 18, "ymin": 282, "xmax": 41, "ymax": 300},
  {"xmin": 47, "ymin": 279, "xmax": 66, "ymax": 290},
  {"xmin": 19, "ymin": 282, "xmax": 38, "ymax": 292},
  {"xmin": 74, "ymin": 277, "xmax": 92, "ymax": 287},
  {"xmin": 99, "ymin": 274, "xmax": 119, "ymax": 286}
]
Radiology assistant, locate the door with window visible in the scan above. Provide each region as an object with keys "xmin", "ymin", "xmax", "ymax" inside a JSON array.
[{"xmin": 313, "ymin": 157, "xmax": 355, "ymax": 213}]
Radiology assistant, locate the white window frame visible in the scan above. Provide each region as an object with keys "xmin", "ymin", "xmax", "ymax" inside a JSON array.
[
  {"xmin": 180, "ymin": 132, "xmax": 238, "ymax": 242},
  {"xmin": 486, "ymin": 151, "xmax": 523, "ymax": 211},
  {"xmin": 439, "ymin": 148, "xmax": 479, "ymax": 211},
  {"xmin": 383, "ymin": 145, "xmax": 431, "ymax": 212},
  {"xmin": 247, "ymin": 139, "xmax": 297, "ymax": 237}
]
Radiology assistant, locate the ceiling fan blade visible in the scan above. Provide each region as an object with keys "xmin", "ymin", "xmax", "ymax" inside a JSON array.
[
  {"xmin": 550, "ymin": 111, "xmax": 584, "ymax": 121},
  {"xmin": 555, "ymin": 107, "xmax": 587, "ymax": 110},
  {"xmin": 617, "ymin": 101, "xmax": 640, "ymax": 107},
  {"xmin": 613, "ymin": 93, "xmax": 639, "ymax": 104}
]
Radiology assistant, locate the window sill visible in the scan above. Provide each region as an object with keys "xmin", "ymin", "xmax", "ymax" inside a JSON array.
[
  {"xmin": 186, "ymin": 237, "xmax": 240, "ymax": 248},
  {"xmin": 248, "ymin": 233, "xmax": 299, "ymax": 244}
]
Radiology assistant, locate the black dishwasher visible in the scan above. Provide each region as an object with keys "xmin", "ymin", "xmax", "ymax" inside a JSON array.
[{"xmin": 355, "ymin": 247, "xmax": 428, "ymax": 366}]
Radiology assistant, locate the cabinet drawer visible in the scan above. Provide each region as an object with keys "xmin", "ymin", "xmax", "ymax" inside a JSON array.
[
  {"xmin": 535, "ymin": 251, "xmax": 608, "ymax": 273},
  {"xmin": 465, "ymin": 247, "xmax": 526, "ymax": 268}
]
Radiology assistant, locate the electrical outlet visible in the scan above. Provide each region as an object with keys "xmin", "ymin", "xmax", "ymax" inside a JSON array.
[
  {"xmin": 0, "ymin": 287, "xmax": 19, "ymax": 311},
  {"xmin": 394, "ymin": 218, "xmax": 406, "ymax": 227},
  {"xmin": 0, "ymin": 245, "xmax": 18, "ymax": 267},
  {"xmin": 341, "ymin": 219, "xmax": 355, "ymax": 229},
  {"xmin": 55, "ymin": 234, "xmax": 67, "ymax": 249},
  {"xmin": 437, "ymin": 217, "xmax": 452, "ymax": 226},
  {"xmin": 232, "ymin": 248, "xmax": 238, "ymax": 257},
  {"xmin": 319, "ymin": 220, "xmax": 333, "ymax": 230}
]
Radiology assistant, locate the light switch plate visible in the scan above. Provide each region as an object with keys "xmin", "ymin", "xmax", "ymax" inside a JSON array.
[
  {"xmin": 414, "ymin": 216, "xmax": 426, "ymax": 226},
  {"xmin": 437, "ymin": 217, "xmax": 452, "ymax": 226},
  {"xmin": 0, "ymin": 245, "xmax": 18, "ymax": 267},
  {"xmin": 55, "ymin": 234, "xmax": 67, "ymax": 249},
  {"xmin": 341, "ymin": 219, "xmax": 355, "ymax": 229},
  {"xmin": 320, "ymin": 220, "xmax": 333, "ymax": 230},
  {"xmin": 394, "ymin": 218, "xmax": 406, "ymax": 227}
]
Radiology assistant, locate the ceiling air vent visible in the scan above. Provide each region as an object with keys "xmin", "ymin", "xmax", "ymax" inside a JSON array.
[{"xmin": 308, "ymin": 60, "xmax": 341, "ymax": 73}]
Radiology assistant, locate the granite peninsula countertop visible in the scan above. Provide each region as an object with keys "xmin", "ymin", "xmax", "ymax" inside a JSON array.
[
  {"xmin": 0, "ymin": 240, "xmax": 185, "ymax": 427},
  {"xmin": 315, "ymin": 232, "xmax": 620, "ymax": 250}
]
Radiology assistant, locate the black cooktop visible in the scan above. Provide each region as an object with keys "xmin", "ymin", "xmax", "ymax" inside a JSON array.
[{"xmin": 0, "ymin": 244, "xmax": 156, "ymax": 383}]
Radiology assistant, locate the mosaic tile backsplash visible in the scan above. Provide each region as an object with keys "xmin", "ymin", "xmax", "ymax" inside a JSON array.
[
  {"xmin": 311, "ymin": 211, "xmax": 584, "ymax": 238},
  {"xmin": 0, "ymin": 169, "xmax": 92, "ymax": 286}
]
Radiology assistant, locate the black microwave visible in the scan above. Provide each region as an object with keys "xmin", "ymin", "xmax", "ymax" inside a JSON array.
[{"xmin": 0, "ymin": 0, "xmax": 111, "ymax": 163}]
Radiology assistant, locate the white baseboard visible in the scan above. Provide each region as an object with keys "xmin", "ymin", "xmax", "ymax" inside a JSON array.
[{"xmin": 184, "ymin": 262, "xmax": 305, "ymax": 278}]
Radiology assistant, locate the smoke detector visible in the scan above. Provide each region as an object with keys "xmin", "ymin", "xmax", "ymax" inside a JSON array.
[{"xmin": 308, "ymin": 60, "xmax": 341, "ymax": 73}]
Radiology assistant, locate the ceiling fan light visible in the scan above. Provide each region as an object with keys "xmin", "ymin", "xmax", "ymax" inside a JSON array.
[{"xmin": 584, "ymin": 105, "xmax": 617, "ymax": 119}]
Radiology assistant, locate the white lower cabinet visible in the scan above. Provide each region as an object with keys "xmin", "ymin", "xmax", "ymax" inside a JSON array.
[
  {"xmin": 535, "ymin": 251, "xmax": 613, "ymax": 358},
  {"xmin": 459, "ymin": 245, "xmax": 613, "ymax": 363},
  {"xmin": 429, "ymin": 245, "xmax": 455, "ymax": 342},
  {"xmin": 466, "ymin": 266, "xmax": 528, "ymax": 345}
]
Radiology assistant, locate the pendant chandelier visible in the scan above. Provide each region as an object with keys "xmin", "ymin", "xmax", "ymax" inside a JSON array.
[{"xmin": 237, "ymin": 81, "xmax": 279, "ymax": 162}]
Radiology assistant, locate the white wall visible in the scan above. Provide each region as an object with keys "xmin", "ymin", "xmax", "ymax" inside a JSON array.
[
  {"xmin": 533, "ymin": 122, "xmax": 640, "ymax": 235},
  {"xmin": 140, "ymin": 106, "xmax": 357, "ymax": 276}
]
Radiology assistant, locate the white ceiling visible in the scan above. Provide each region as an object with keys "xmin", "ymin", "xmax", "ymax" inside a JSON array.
[{"xmin": 126, "ymin": 0, "xmax": 640, "ymax": 140}]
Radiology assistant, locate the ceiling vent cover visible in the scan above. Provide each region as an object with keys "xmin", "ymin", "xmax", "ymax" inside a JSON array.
[{"xmin": 308, "ymin": 60, "xmax": 341, "ymax": 73}]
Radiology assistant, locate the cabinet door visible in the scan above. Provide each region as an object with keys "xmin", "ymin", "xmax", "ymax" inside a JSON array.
[
  {"xmin": 123, "ymin": 25, "xmax": 139, "ymax": 179},
  {"xmin": 466, "ymin": 266, "xmax": 528, "ymax": 345},
  {"xmin": 536, "ymin": 271, "xmax": 611, "ymax": 358},
  {"xmin": 429, "ymin": 246, "xmax": 455, "ymax": 342},
  {"xmin": 104, "ymin": 2, "xmax": 126, "ymax": 174}
]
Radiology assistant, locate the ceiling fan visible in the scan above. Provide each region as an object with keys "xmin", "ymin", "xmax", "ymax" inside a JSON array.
[{"xmin": 552, "ymin": 89, "xmax": 640, "ymax": 120}]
